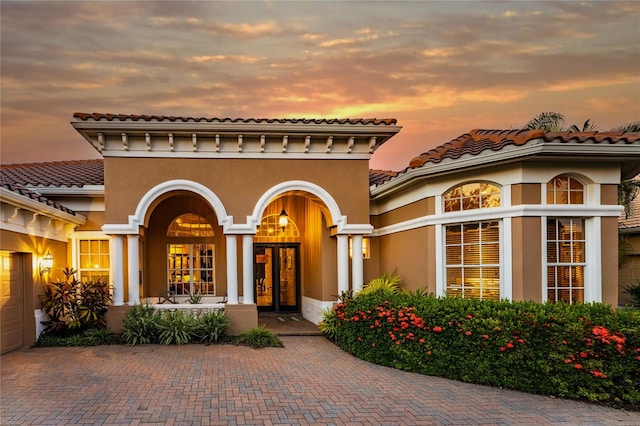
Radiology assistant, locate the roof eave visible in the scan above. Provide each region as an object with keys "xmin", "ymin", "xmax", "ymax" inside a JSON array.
[
  {"xmin": 0, "ymin": 187, "xmax": 87, "ymax": 225},
  {"xmin": 370, "ymin": 140, "xmax": 640, "ymax": 199}
]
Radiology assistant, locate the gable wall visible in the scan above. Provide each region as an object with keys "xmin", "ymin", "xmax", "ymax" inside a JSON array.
[{"xmin": 103, "ymin": 157, "xmax": 371, "ymax": 226}]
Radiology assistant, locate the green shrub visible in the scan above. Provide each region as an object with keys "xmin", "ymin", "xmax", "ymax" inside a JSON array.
[
  {"xmin": 623, "ymin": 282, "xmax": 640, "ymax": 306},
  {"xmin": 120, "ymin": 304, "xmax": 161, "ymax": 345},
  {"xmin": 157, "ymin": 310, "xmax": 196, "ymax": 345},
  {"xmin": 236, "ymin": 325, "xmax": 284, "ymax": 348},
  {"xmin": 188, "ymin": 292, "xmax": 203, "ymax": 304},
  {"xmin": 39, "ymin": 266, "xmax": 112, "ymax": 335},
  {"xmin": 318, "ymin": 307, "xmax": 340, "ymax": 341},
  {"xmin": 36, "ymin": 328, "xmax": 118, "ymax": 347},
  {"xmin": 193, "ymin": 310, "xmax": 231, "ymax": 344},
  {"xmin": 326, "ymin": 290, "xmax": 640, "ymax": 409},
  {"xmin": 358, "ymin": 270, "xmax": 401, "ymax": 297}
]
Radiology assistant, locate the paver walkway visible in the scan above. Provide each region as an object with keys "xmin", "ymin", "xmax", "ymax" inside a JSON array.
[{"xmin": 1, "ymin": 336, "xmax": 638, "ymax": 425}]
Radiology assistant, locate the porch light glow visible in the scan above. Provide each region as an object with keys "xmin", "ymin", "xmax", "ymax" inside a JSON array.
[
  {"xmin": 40, "ymin": 251, "xmax": 54, "ymax": 276},
  {"xmin": 278, "ymin": 209, "xmax": 289, "ymax": 232}
]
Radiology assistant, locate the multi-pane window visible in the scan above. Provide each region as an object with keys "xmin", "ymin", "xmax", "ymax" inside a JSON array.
[
  {"xmin": 444, "ymin": 182, "xmax": 501, "ymax": 212},
  {"xmin": 547, "ymin": 175, "xmax": 583, "ymax": 204},
  {"xmin": 168, "ymin": 244, "xmax": 215, "ymax": 296},
  {"xmin": 445, "ymin": 221, "xmax": 500, "ymax": 300},
  {"xmin": 546, "ymin": 218, "xmax": 585, "ymax": 304},
  {"xmin": 78, "ymin": 239, "xmax": 110, "ymax": 283},
  {"xmin": 546, "ymin": 175, "xmax": 585, "ymax": 304},
  {"xmin": 167, "ymin": 214, "xmax": 215, "ymax": 296}
]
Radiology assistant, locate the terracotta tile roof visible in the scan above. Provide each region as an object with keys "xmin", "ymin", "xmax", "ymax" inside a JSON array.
[
  {"xmin": 369, "ymin": 170, "xmax": 399, "ymax": 186},
  {"xmin": 73, "ymin": 112, "xmax": 397, "ymax": 126},
  {"xmin": 408, "ymin": 129, "xmax": 640, "ymax": 168},
  {"xmin": 0, "ymin": 159, "xmax": 104, "ymax": 187},
  {"xmin": 0, "ymin": 179, "xmax": 77, "ymax": 216}
]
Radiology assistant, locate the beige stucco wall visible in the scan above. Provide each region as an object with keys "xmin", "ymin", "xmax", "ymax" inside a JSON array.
[
  {"xmin": 103, "ymin": 157, "xmax": 371, "ymax": 226},
  {"xmin": 511, "ymin": 217, "xmax": 542, "ymax": 302},
  {"xmin": 511, "ymin": 183, "xmax": 541, "ymax": 205},
  {"xmin": 377, "ymin": 227, "xmax": 433, "ymax": 292}
]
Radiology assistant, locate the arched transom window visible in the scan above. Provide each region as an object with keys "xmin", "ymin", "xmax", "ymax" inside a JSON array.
[
  {"xmin": 444, "ymin": 182, "xmax": 501, "ymax": 212},
  {"xmin": 546, "ymin": 175, "xmax": 584, "ymax": 205},
  {"xmin": 167, "ymin": 213, "xmax": 214, "ymax": 237}
]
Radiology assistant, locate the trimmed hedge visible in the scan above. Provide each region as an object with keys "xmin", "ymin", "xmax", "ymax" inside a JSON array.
[{"xmin": 326, "ymin": 292, "xmax": 640, "ymax": 409}]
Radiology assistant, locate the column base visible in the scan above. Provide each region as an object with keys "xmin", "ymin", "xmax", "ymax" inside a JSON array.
[{"xmin": 225, "ymin": 303, "xmax": 258, "ymax": 335}]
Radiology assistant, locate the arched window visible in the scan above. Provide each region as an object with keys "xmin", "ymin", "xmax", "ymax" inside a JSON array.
[
  {"xmin": 443, "ymin": 182, "xmax": 502, "ymax": 300},
  {"xmin": 255, "ymin": 214, "xmax": 300, "ymax": 241},
  {"xmin": 444, "ymin": 182, "xmax": 501, "ymax": 212},
  {"xmin": 167, "ymin": 213, "xmax": 214, "ymax": 237},
  {"xmin": 166, "ymin": 214, "xmax": 215, "ymax": 296},
  {"xmin": 546, "ymin": 175, "xmax": 584, "ymax": 205}
]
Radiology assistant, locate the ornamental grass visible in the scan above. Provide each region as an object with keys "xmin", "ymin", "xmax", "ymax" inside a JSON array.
[{"xmin": 321, "ymin": 291, "xmax": 640, "ymax": 410}]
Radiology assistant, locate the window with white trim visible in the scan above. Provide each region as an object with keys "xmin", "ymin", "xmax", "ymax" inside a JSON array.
[
  {"xmin": 167, "ymin": 214, "xmax": 215, "ymax": 296},
  {"xmin": 443, "ymin": 182, "xmax": 501, "ymax": 300},
  {"xmin": 78, "ymin": 239, "xmax": 110, "ymax": 283},
  {"xmin": 546, "ymin": 175, "xmax": 585, "ymax": 304},
  {"xmin": 446, "ymin": 221, "xmax": 501, "ymax": 300},
  {"xmin": 546, "ymin": 218, "xmax": 585, "ymax": 304}
]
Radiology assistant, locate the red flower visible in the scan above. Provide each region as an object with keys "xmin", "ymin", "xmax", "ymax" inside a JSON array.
[
  {"xmin": 466, "ymin": 314, "xmax": 473, "ymax": 319},
  {"xmin": 433, "ymin": 326, "xmax": 443, "ymax": 333},
  {"xmin": 499, "ymin": 346, "xmax": 506, "ymax": 352},
  {"xmin": 580, "ymin": 352, "xmax": 588, "ymax": 359},
  {"xmin": 506, "ymin": 342, "xmax": 514, "ymax": 349},
  {"xmin": 465, "ymin": 330, "xmax": 472, "ymax": 336},
  {"xmin": 419, "ymin": 338, "xmax": 425, "ymax": 344},
  {"xmin": 517, "ymin": 339, "xmax": 524, "ymax": 344},
  {"xmin": 426, "ymin": 350, "xmax": 432, "ymax": 355},
  {"xmin": 562, "ymin": 340, "xmax": 567, "ymax": 345},
  {"xmin": 591, "ymin": 370, "xmax": 607, "ymax": 378},
  {"xmin": 482, "ymin": 334, "xmax": 489, "ymax": 340},
  {"xmin": 574, "ymin": 364, "xmax": 583, "ymax": 370},
  {"xmin": 564, "ymin": 359, "xmax": 572, "ymax": 364}
]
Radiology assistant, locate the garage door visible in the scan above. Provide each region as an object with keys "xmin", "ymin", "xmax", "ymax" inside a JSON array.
[{"xmin": 1, "ymin": 251, "xmax": 24, "ymax": 354}]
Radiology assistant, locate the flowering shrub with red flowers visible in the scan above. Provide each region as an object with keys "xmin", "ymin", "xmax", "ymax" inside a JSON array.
[{"xmin": 321, "ymin": 289, "xmax": 640, "ymax": 410}]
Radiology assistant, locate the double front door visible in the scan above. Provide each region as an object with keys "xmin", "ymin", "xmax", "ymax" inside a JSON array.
[{"xmin": 254, "ymin": 244, "xmax": 299, "ymax": 312}]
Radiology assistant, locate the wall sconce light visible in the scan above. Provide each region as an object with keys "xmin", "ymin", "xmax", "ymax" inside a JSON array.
[
  {"xmin": 278, "ymin": 209, "xmax": 289, "ymax": 232},
  {"xmin": 40, "ymin": 251, "xmax": 54, "ymax": 276}
]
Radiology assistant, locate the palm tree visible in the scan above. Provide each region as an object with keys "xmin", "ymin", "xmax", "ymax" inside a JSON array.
[{"xmin": 522, "ymin": 112, "xmax": 566, "ymax": 131}]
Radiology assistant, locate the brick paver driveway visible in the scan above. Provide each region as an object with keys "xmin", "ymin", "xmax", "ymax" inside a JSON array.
[{"xmin": 1, "ymin": 336, "xmax": 637, "ymax": 425}]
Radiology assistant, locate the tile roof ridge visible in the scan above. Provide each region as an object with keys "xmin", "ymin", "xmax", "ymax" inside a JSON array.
[
  {"xmin": 1, "ymin": 158, "xmax": 103, "ymax": 168},
  {"xmin": 73, "ymin": 112, "xmax": 397, "ymax": 125}
]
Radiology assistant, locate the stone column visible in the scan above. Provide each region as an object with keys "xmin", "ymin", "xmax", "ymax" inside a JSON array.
[
  {"xmin": 226, "ymin": 235, "xmax": 238, "ymax": 304},
  {"xmin": 242, "ymin": 234, "xmax": 254, "ymax": 304},
  {"xmin": 351, "ymin": 235, "xmax": 364, "ymax": 294},
  {"xmin": 337, "ymin": 234, "xmax": 349, "ymax": 297},
  {"xmin": 127, "ymin": 234, "xmax": 140, "ymax": 305},
  {"xmin": 109, "ymin": 235, "xmax": 124, "ymax": 306}
]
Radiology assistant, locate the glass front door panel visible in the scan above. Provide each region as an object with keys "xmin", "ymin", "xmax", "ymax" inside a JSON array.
[
  {"xmin": 255, "ymin": 244, "xmax": 299, "ymax": 312},
  {"xmin": 255, "ymin": 247, "xmax": 273, "ymax": 308},
  {"xmin": 279, "ymin": 248, "xmax": 297, "ymax": 309}
]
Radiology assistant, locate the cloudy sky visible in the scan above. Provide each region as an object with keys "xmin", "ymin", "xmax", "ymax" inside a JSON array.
[{"xmin": 1, "ymin": 1, "xmax": 639, "ymax": 170}]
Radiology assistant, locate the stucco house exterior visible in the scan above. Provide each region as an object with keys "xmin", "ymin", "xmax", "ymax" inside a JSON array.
[{"xmin": 1, "ymin": 112, "xmax": 639, "ymax": 353}]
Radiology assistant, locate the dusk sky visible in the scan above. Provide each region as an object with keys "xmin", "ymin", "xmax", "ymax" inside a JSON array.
[{"xmin": 1, "ymin": 1, "xmax": 638, "ymax": 171}]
